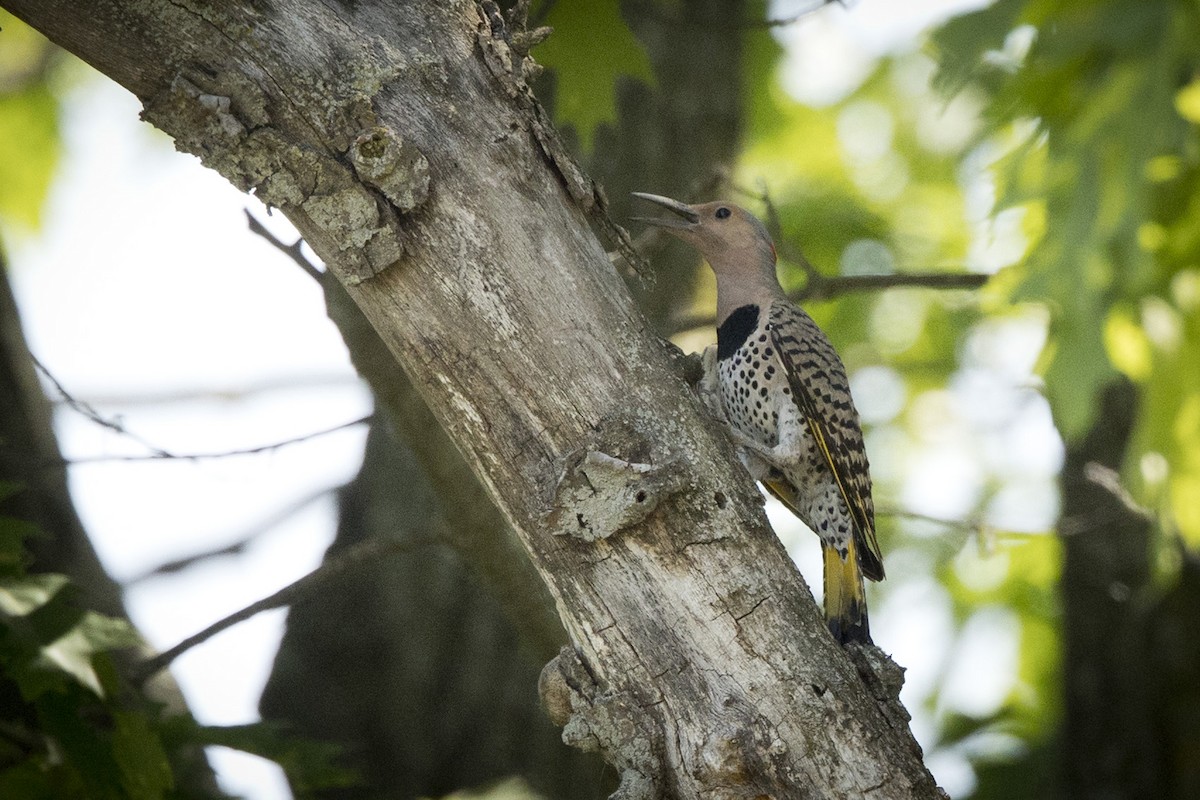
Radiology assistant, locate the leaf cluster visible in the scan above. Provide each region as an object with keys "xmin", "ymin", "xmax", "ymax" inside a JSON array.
[
  {"xmin": 0, "ymin": 481, "xmax": 175, "ymax": 799},
  {"xmin": 933, "ymin": 0, "xmax": 1200, "ymax": 545}
]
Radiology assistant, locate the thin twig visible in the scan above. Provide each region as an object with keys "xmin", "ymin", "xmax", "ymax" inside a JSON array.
[
  {"xmin": 747, "ymin": 0, "xmax": 845, "ymax": 28},
  {"xmin": 56, "ymin": 414, "xmax": 371, "ymax": 466},
  {"xmin": 801, "ymin": 271, "xmax": 990, "ymax": 300},
  {"xmin": 877, "ymin": 507, "xmax": 979, "ymax": 532},
  {"xmin": 31, "ymin": 353, "xmax": 174, "ymax": 457},
  {"xmin": 1083, "ymin": 462, "xmax": 1155, "ymax": 521},
  {"xmin": 755, "ymin": 182, "xmax": 821, "ymax": 286},
  {"xmin": 125, "ymin": 484, "xmax": 338, "ymax": 584},
  {"xmin": 245, "ymin": 209, "xmax": 323, "ymax": 282},
  {"xmin": 667, "ymin": 272, "xmax": 989, "ymax": 334},
  {"xmin": 53, "ymin": 373, "xmax": 363, "ymax": 408},
  {"xmin": 133, "ymin": 535, "xmax": 439, "ymax": 686}
]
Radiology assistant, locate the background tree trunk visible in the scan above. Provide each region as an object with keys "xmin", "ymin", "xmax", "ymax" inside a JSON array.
[
  {"xmin": 1059, "ymin": 380, "xmax": 1200, "ymax": 800},
  {"xmin": 3, "ymin": 1, "xmax": 940, "ymax": 796}
]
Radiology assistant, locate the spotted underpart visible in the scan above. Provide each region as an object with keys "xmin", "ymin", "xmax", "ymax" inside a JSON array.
[
  {"xmin": 716, "ymin": 301, "xmax": 884, "ymax": 584},
  {"xmin": 717, "ymin": 305, "xmax": 787, "ymax": 447}
]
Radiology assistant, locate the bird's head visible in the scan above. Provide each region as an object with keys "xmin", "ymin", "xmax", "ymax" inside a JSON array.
[{"xmin": 632, "ymin": 192, "xmax": 778, "ymax": 279}]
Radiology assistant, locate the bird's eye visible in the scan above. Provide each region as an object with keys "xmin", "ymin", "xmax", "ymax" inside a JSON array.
[{"xmin": 715, "ymin": 207, "xmax": 732, "ymax": 219}]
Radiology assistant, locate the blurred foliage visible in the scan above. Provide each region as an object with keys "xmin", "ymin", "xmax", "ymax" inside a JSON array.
[
  {"xmin": 0, "ymin": 10, "xmax": 62, "ymax": 231},
  {"xmin": 531, "ymin": 0, "xmax": 654, "ymax": 150},
  {"xmin": 0, "ymin": 478, "xmax": 361, "ymax": 799},
  {"xmin": 191, "ymin": 723, "xmax": 359, "ymax": 797},
  {"xmin": 425, "ymin": 777, "xmax": 545, "ymax": 800},
  {"xmin": 0, "ymin": 482, "xmax": 174, "ymax": 800},
  {"xmin": 932, "ymin": 0, "xmax": 1200, "ymax": 547}
]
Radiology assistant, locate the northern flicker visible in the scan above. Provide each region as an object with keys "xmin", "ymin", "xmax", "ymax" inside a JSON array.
[{"xmin": 633, "ymin": 192, "xmax": 884, "ymax": 644}]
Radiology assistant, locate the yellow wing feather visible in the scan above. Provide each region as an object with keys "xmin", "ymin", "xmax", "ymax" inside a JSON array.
[{"xmin": 769, "ymin": 325, "xmax": 884, "ymax": 580}]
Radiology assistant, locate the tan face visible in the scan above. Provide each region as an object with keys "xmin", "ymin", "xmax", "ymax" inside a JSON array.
[
  {"xmin": 677, "ymin": 202, "xmax": 776, "ymax": 270},
  {"xmin": 632, "ymin": 193, "xmax": 777, "ymax": 276}
]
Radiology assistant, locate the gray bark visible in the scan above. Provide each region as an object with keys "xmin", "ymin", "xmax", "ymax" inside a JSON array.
[
  {"xmin": 4, "ymin": 1, "xmax": 940, "ymax": 796},
  {"xmin": 260, "ymin": 419, "xmax": 608, "ymax": 798},
  {"xmin": 261, "ymin": 2, "xmax": 746, "ymax": 792},
  {"xmin": 261, "ymin": 273, "xmax": 606, "ymax": 796}
]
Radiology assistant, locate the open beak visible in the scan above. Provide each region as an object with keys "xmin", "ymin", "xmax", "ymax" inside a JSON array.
[{"xmin": 631, "ymin": 192, "xmax": 700, "ymax": 230}]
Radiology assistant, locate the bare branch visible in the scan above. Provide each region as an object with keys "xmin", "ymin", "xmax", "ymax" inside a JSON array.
[
  {"xmin": 133, "ymin": 534, "xmax": 439, "ymax": 686},
  {"xmin": 124, "ymin": 484, "xmax": 337, "ymax": 584},
  {"xmin": 802, "ymin": 270, "xmax": 990, "ymax": 300},
  {"xmin": 1083, "ymin": 462, "xmax": 1155, "ymax": 522},
  {"xmin": 31, "ymin": 352, "xmax": 175, "ymax": 457},
  {"xmin": 668, "ymin": 271, "xmax": 988, "ymax": 334},
  {"xmin": 53, "ymin": 415, "xmax": 371, "ymax": 466},
  {"xmin": 753, "ymin": 1, "xmax": 845, "ymax": 29},
  {"xmin": 54, "ymin": 373, "xmax": 362, "ymax": 408},
  {"xmin": 245, "ymin": 208, "xmax": 323, "ymax": 282}
]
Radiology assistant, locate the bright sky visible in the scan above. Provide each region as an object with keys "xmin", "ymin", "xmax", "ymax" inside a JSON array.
[{"xmin": 7, "ymin": 1, "xmax": 1027, "ymax": 798}]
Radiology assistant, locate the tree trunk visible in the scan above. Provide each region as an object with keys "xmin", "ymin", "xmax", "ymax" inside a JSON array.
[
  {"xmin": 260, "ymin": 419, "xmax": 609, "ymax": 798},
  {"xmin": 262, "ymin": 2, "xmax": 745, "ymax": 792},
  {"xmin": 262, "ymin": 273, "xmax": 608, "ymax": 796},
  {"xmin": 1059, "ymin": 380, "xmax": 1200, "ymax": 800},
  {"xmin": 4, "ymin": 2, "xmax": 940, "ymax": 796}
]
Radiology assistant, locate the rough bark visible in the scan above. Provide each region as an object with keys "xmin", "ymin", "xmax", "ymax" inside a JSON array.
[
  {"xmin": 262, "ymin": 273, "xmax": 608, "ymax": 796},
  {"xmin": 260, "ymin": 419, "xmax": 609, "ymax": 798},
  {"xmin": 4, "ymin": 2, "xmax": 940, "ymax": 796},
  {"xmin": 323, "ymin": 273, "xmax": 567, "ymax": 661},
  {"xmin": 263, "ymin": 2, "xmax": 745, "ymax": 791}
]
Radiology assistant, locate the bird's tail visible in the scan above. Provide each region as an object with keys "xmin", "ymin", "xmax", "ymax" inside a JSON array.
[{"xmin": 822, "ymin": 539, "xmax": 870, "ymax": 645}]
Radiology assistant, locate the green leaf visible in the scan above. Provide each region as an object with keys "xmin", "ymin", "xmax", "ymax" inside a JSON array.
[
  {"xmin": 197, "ymin": 722, "xmax": 359, "ymax": 794},
  {"xmin": 38, "ymin": 689, "xmax": 125, "ymax": 800},
  {"xmin": 112, "ymin": 710, "xmax": 173, "ymax": 800},
  {"xmin": 36, "ymin": 613, "xmax": 139, "ymax": 698},
  {"xmin": 535, "ymin": 0, "xmax": 653, "ymax": 151},
  {"xmin": 0, "ymin": 761, "xmax": 74, "ymax": 800},
  {"xmin": 929, "ymin": 0, "xmax": 1027, "ymax": 98},
  {"xmin": 0, "ymin": 12, "xmax": 62, "ymax": 231},
  {"xmin": 0, "ymin": 574, "xmax": 70, "ymax": 616}
]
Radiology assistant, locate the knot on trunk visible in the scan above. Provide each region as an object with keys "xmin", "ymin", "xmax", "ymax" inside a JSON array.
[
  {"xmin": 543, "ymin": 411, "xmax": 690, "ymax": 542},
  {"xmin": 545, "ymin": 449, "xmax": 685, "ymax": 542},
  {"xmin": 350, "ymin": 126, "xmax": 430, "ymax": 212}
]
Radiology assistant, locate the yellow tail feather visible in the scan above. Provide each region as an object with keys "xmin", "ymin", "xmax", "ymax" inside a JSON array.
[{"xmin": 822, "ymin": 539, "xmax": 870, "ymax": 644}]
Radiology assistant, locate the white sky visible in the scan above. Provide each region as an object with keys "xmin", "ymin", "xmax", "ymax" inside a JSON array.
[{"xmin": 5, "ymin": 1, "xmax": 1029, "ymax": 798}]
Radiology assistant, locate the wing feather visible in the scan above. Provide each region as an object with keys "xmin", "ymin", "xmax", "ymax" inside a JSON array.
[{"xmin": 768, "ymin": 305, "xmax": 885, "ymax": 580}]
